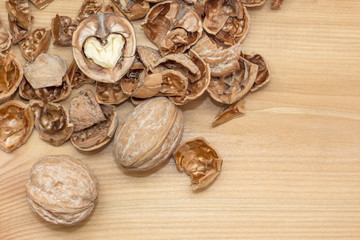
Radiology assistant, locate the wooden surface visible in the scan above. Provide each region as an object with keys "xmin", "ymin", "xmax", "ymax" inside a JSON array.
[{"xmin": 1, "ymin": 0, "xmax": 360, "ymax": 239}]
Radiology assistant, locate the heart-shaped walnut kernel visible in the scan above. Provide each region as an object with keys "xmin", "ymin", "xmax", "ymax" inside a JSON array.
[{"xmin": 84, "ymin": 34, "xmax": 125, "ymax": 69}]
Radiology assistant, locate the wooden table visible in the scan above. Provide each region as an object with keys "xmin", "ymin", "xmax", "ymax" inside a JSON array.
[{"xmin": 1, "ymin": 0, "xmax": 360, "ymax": 239}]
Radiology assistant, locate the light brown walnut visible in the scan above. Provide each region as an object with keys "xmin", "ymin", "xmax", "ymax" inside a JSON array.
[
  {"xmin": 26, "ymin": 155, "xmax": 98, "ymax": 225},
  {"xmin": 174, "ymin": 137, "xmax": 223, "ymax": 190}
]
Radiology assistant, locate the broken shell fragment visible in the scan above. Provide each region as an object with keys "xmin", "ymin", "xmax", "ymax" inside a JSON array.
[
  {"xmin": 114, "ymin": 97, "xmax": 184, "ymax": 171},
  {"xmin": 212, "ymin": 99, "xmax": 246, "ymax": 127},
  {"xmin": 66, "ymin": 60, "xmax": 94, "ymax": 89},
  {"xmin": 76, "ymin": 0, "xmax": 103, "ymax": 22},
  {"xmin": 51, "ymin": 15, "xmax": 78, "ymax": 47},
  {"xmin": 131, "ymin": 73, "xmax": 162, "ymax": 99},
  {"xmin": 26, "ymin": 155, "xmax": 98, "ymax": 225},
  {"xmin": 203, "ymin": 0, "xmax": 250, "ymax": 46},
  {"xmin": 70, "ymin": 89, "xmax": 106, "ymax": 132},
  {"xmin": 0, "ymin": 100, "xmax": 34, "ymax": 153},
  {"xmin": 20, "ymin": 28, "xmax": 51, "ymax": 61},
  {"xmin": 271, "ymin": 0, "xmax": 284, "ymax": 9},
  {"xmin": 241, "ymin": 0, "xmax": 265, "ymax": 7},
  {"xmin": 72, "ymin": 12, "xmax": 136, "ymax": 83},
  {"xmin": 0, "ymin": 52, "xmax": 23, "ymax": 104},
  {"xmin": 111, "ymin": 0, "xmax": 150, "ymax": 21},
  {"xmin": 6, "ymin": 0, "xmax": 33, "ymax": 44},
  {"xmin": 173, "ymin": 137, "xmax": 223, "ymax": 190},
  {"xmin": 23, "ymin": 53, "xmax": 67, "ymax": 89},
  {"xmin": 0, "ymin": 18, "xmax": 12, "ymax": 52},
  {"xmin": 29, "ymin": 0, "xmax": 54, "ymax": 9},
  {"xmin": 29, "ymin": 100, "xmax": 74, "ymax": 146},
  {"xmin": 95, "ymin": 81, "xmax": 128, "ymax": 105},
  {"xmin": 142, "ymin": 1, "xmax": 203, "ymax": 55},
  {"xmin": 71, "ymin": 105, "xmax": 118, "ymax": 151},
  {"xmin": 156, "ymin": 70, "xmax": 188, "ymax": 97},
  {"xmin": 241, "ymin": 52, "xmax": 271, "ymax": 91},
  {"xmin": 137, "ymin": 46, "xmax": 161, "ymax": 69}
]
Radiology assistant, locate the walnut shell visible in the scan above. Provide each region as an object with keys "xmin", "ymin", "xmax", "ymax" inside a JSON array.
[
  {"xmin": 0, "ymin": 100, "xmax": 34, "ymax": 152},
  {"xmin": 23, "ymin": 53, "xmax": 67, "ymax": 89},
  {"xmin": 95, "ymin": 81, "xmax": 128, "ymax": 105},
  {"xmin": 66, "ymin": 60, "xmax": 95, "ymax": 89},
  {"xmin": 111, "ymin": 0, "xmax": 150, "ymax": 21},
  {"xmin": 26, "ymin": 155, "xmax": 98, "ymax": 225},
  {"xmin": 29, "ymin": 0, "xmax": 54, "ymax": 9},
  {"xmin": 70, "ymin": 89, "xmax": 105, "ymax": 132},
  {"xmin": 271, "ymin": 0, "xmax": 284, "ymax": 9},
  {"xmin": 212, "ymin": 99, "xmax": 246, "ymax": 127},
  {"xmin": 142, "ymin": 1, "xmax": 203, "ymax": 56},
  {"xmin": 114, "ymin": 97, "xmax": 183, "ymax": 171},
  {"xmin": 72, "ymin": 12, "xmax": 136, "ymax": 83},
  {"xmin": 51, "ymin": 15, "xmax": 78, "ymax": 47},
  {"xmin": 20, "ymin": 28, "xmax": 51, "ymax": 61},
  {"xmin": 29, "ymin": 100, "xmax": 74, "ymax": 146},
  {"xmin": 0, "ymin": 18, "xmax": 12, "ymax": 52},
  {"xmin": 203, "ymin": 0, "xmax": 250, "ymax": 46},
  {"xmin": 0, "ymin": 52, "xmax": 23, "ymax": 104},
  {"xmin": 241, "ymin": 52, "xmax": 271, "ymax": 91},
  {"xmin": 241, "ymin": 0, "xmax": 265, "ymax": 7},
  {"xmin": 71, "ymin": 105, "xmax": 118, "ymax": 151},
  {"xmin": 6, "ymin": 0, "xmax": 33, "ymax": 44},
  {"xmin": 173, "ymin": 137, "xmax": 223, "ymax": 190},
  {"xmin": 77, "ymin": 0, "xmax": 103, "ymax": 22}
]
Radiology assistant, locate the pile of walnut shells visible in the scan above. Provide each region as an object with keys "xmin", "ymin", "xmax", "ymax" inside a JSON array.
[{"xmin": 0, "ymin": 0, "xmax": 284, "ymax": 226}]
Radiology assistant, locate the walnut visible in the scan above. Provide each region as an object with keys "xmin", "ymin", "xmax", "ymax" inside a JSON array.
[
  {"xmin": 66, "ymin": 60, "xmax": 94, "ymax": 89},
  {"xmin": 71, "ymin": 105, "xmax": 118, "ymax": 151},
  {"xmin": 70, "ymin": 89, "xmax": 106, "ymax": 132},
  {"xmin": 19, "ymin": 28, "xmax": 51, "ymax": 61},
  {"xmin": 29, "ymin": 0, "xmax": 54, "ymax": 9},
  {"xmin": 142, "ymin": 1, "xmax": 203, "ymax": 56},
  {"xmin": 23, "ymin": 53, "xmax": 67, "ymax": 89},
  {"xmin": 95, "ymin": 81, "xmax": 128, "ymax": 105},
  {"xmin": 51, "ymin": 15, "xmax": 78, "ymax": 47},
  {"xmin": 76, "ymin": 0, "xmax": 103, "ymax": 22},
  {"xmin": 212, "ymin": 99, "xmax": 246, "ymax": 127},
  {"xmin": 19, "ymin": 75, "xmax": 72, "ymax": 103},
  {"xmin": 0, "ymin": 100, "xmax": 34, "ymax": 153},
  {"xmin": 6, "ymin": 0, "xmax": 33, "ymax": 44},
  {"xmin": 114, "ymin": 97, "xmax": 183, "ymax": 171},
  {"xmin": 29, "ymin": 100, "xmax": 74, "ymax": 146},
  {"xmin": 173, "ymin": 137, "xmax": 223, "ymax": 190},
  {"xmin": 0, "ymin": 52, "xmax": 23, "ymax": 104},
  {"xmin": 203, "ymin": 0, "xmax": 250, "ymax": 46},
  {"xmin": 0, "ymin": 18, "xmax": 12, "ymax": 52},
  {"xmin": 136, "ymin": 45, "xmax": 161, "ymax": 69},
  {"xmin": 271, "ymin": 0, "xmax": 284, "ymax": 9},
  {"xmin": 26, "ymin": 155, "xmax": 99, "ymax": 225},
  {"xmin": 241, "ymin": 0, "xmax": 265, "ymax": 7},
  {"xmin": 72, "ymin": 12, "xmax": 136, "ymax": 83},
  {"xmin": 111, "ymin": 0, "xmax": 150, "ymax": 20},
  {"xmin": 241, "ymin": 52, "xmax": 271, "ymax": 91}
]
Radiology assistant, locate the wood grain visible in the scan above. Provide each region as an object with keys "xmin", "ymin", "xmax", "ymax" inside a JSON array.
[{"xmin": 1, "ymin": 0, "xmax": 360, "ymax": 239}]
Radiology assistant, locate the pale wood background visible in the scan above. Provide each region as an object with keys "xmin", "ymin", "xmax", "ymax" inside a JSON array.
[{"xmin": 1, "ymin": 0, "xmax": 360, "ymax": 239}]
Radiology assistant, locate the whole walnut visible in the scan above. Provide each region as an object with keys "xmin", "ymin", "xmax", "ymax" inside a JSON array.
[
  {"xmin": 26, "ymin": 155, "xmax": 99, "ymax": 225},
  {"xmin": 113, "ymin": 97, "xmax": 183, "ymax": 171}
]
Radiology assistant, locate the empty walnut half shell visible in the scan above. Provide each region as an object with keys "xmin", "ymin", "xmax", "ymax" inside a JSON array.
[
  {"xmin": 26, "ymin": 155, "xmax": 98, "ymax": 225},
  {"xmin": 77, "ymin": 0, "xmax": 103, "ymax": 22},
  {"xmin": 0, "ymin": 18, "xmax": 12, "ymax": 52},
  {"xmin": 29, "ymin": 0, "xmax": 54, "ymax": 9},
  {"xmin": 19, "ymin": 75, "xmax": 72, "ymax": 103},
  {"xmin": 0, "ymin": 100, "xmax": 34, "ymax": 153},
  {"xmin": 30, "ymin": 100, "xmax": 74, "ymax": 146},
  {"xmin": 6, "ymin": 0, "xmax": 33, "ymax": 44},
  {"xmin": 241, "ymin": 0, "xmax": 265, "ymax": 7},
  {"xmin": 72, "ymin": 12, "xmax": 136, "ymax": 83},
  {"xmin": 20, "ymin": 28, "xmax": 51, "ymax": 61},
  {"xmin": 142, "ymin": 1, "xmax": 203, "ymax": 56},
  {"xmin": 212, "ymin": 99, "xmax": 246, "ymax": 127},
  {"xmin": 203, "ymin": 0, "xmax": 250, "ymax": 46},
  {"xmin": 95, "ymin": 81, "xmax": 128, "ymax": 105},
  {"xmin": 52, "ymin": 15, "xmax": 78, "ymax": 47},
  {"xmin": 66, "ymin": 60, "xmax": 94, "ymax": 89},
  {"xmin": 71, "ymin": 105, "xmax": 118, "ymax": 151},
  {"xmin": 111, "ymin": 0, "xmax": 150, "ymax": 21},
  {"xmin": 114, "ymin": 97, "xmax": 183, "ymax": 171},
  {"xmin": 0, "ymin": 52, "xmax": 23, "ymax": 104},
  {"xmin": 173, "ymin": 137, "xmax": 223, "ymax": 190},
  {"xmin": 241, "ymin": 52, "xmax": 271, "ymax": 91}
]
